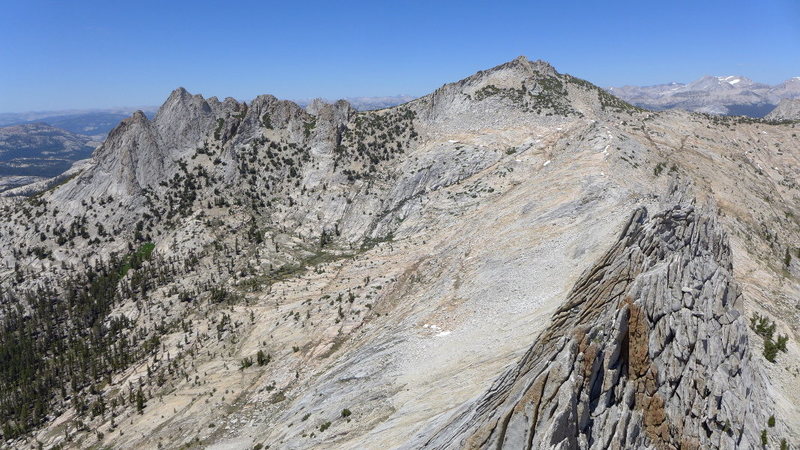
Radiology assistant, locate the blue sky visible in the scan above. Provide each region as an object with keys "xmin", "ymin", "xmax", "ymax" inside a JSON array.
[{"xmin": 1, "ymin": 0, "xmax": 799, "ymax": 112}]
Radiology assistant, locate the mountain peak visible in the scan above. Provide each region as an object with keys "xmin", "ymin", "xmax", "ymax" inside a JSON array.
[
  {"xmin": 167, "ymin": 86, "xmax": 191, "ymax": 100},
  {"xmin": 153, "ymin": 87, "xmax": 215, "ymax": 152},
  {"xmin": 159, "ymin": 87, "xmax": 206, "ymax": 109},
  {"xmin": 487, "ymin": 55, "xmax": 557, "ymax": 78},
  {"xmin": 714, "ymin": 75, "xmax": 755, "ymax": 87},
  {"xmin": 131, "ymin": 110, "xmax": 148, "ymax": 122}
]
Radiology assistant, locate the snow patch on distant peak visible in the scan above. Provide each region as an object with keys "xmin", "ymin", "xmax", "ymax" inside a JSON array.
[{"xmin": 717, "ymin": 76, "xmax": 742, "ymax": 85}]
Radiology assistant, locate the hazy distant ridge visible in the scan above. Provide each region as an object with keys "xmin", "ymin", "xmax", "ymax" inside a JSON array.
[{"xmin": 607, "ymin": 75, "xmax": 800, "ymax": 116}]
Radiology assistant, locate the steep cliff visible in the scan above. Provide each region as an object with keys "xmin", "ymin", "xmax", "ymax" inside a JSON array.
[{"xmin": 420, "ymin": 198, "xmax": 787, "ymax": 449}]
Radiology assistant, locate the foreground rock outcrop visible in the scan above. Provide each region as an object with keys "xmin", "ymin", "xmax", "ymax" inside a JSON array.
[{"xmin": 421, "ymin": 198, "xmax": 785, "ymax": 449}]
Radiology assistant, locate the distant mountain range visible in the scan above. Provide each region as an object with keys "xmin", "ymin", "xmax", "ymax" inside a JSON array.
[
  {"xmin": 294, "ymin": 95, "xmax": 416, "ymax": 111},
  {"xmin": 1, "ymin": 79, "xmax": 794, "ymax": 192},
  {"xmin": 0, "ymin": 109, "xmax": 157, "ymax": 138},
  {"xmin": 607, "ymin": 76, "xmax": 800, "ymax": 116},
  {"xmin": 0, "ymin": 123, "xmax": 98, "ymax": 191}
]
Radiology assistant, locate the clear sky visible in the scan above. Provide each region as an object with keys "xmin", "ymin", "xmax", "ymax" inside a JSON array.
[{"xmin": 1, "ymin": 0, "xmax": 799, "ymax": 113}]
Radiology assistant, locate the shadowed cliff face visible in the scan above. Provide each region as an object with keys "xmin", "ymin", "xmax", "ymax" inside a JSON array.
[{"xmin": 419, "ymin": 200, "xmax": 783, "ymax": 449}]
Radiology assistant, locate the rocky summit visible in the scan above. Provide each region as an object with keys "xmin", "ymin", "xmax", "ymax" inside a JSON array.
[{"xmin": 0, "ymin": 56, "xmax": 798, "ymax": 449}]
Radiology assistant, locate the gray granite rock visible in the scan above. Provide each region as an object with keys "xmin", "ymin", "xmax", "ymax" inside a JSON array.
[
  {"xmin": 765, "ymin": 98, "xmax": 800, "ymax": 121},
  {"xmin": 418, "ymin": 199, "xmax": 784, "ymax": 449}
]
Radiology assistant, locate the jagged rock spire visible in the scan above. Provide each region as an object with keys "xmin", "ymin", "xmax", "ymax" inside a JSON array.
[{"xmin": 420, "ymin": 202, "xmax": 781, "ymax": 449}]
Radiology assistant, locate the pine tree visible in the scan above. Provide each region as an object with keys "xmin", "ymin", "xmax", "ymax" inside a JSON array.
[
  {"xmin": 257, "ymin": 350, "xmax": 270, "ymax": 366},
  {"xmin": 136, "ymin": 387, "xmax": 145, "ymax": 415}
]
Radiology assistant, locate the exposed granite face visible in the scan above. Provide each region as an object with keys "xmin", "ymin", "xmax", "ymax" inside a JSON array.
[
  {"xmin": 420, "ymin": 200, "xmax": 784, "ymax": 449},
  {"xmin": 0, "ymin": 57, "xmax": 798, "ymax": 449},
  {"xmin": 23, "ymin": 55, "xmax": 605, "ymax": 259},
  {"xmin": 153, "ymin": 87, "xmax": 217, "ymax": 158}
]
